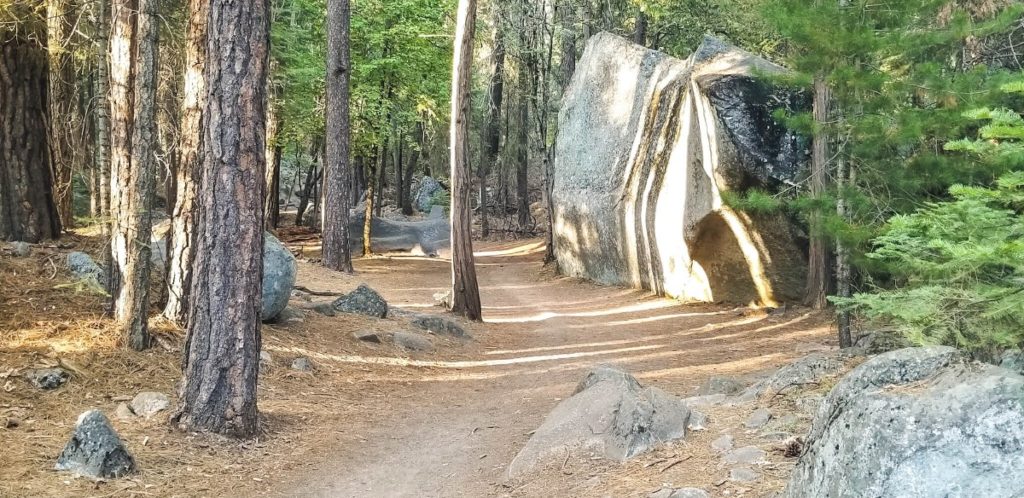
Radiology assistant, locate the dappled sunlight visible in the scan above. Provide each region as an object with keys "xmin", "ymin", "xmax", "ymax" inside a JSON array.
[
  {"xmin": 474, "ymin": 241, "xmax": 546, "ymax": 257},
  {"xmin": 485, "ymin": 298, "xmax": 680, "ymax": 324},
  {"xmin": 563, "ymin": 308, "xmax": 732, "ymax": 329}
]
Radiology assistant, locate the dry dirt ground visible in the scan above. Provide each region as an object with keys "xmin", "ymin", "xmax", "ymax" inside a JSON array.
[{"xmin": 1, "ymin": 234, "xmax": 834, "ymax": 498}]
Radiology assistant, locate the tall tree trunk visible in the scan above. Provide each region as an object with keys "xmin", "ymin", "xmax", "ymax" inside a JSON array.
[
  {"xmin": 803, "ymin": 76, "xmax": 831, "ymax": 309},
  {"xmin": 515, "ymin": 91, "xmax": 529, "ymax": 231},
  {"xmin": 295, "ymin": 161, "xmax": 319, "ymax": 226},
  {"xmin": 540, "ymin": 4, "xmax": 557, "ymax": 264},
  {"xmin": 0, "ymin": 21, "xmax": 62, "ymax": 242},
  {"xmin": 322, "ymin": 0, "xmax": 353, "ymax": 271},
  {"xmin": 109, "ymin": 0, "xmax": 159, "ymax": 350},
  {"xmin": 450, "ymin": 0, "xmax": 483, "ymax": 321},
  {"xmin": 94, "ymin": 0, "xmax": 111, "ymax": 219},
  {"xmin": 374, "ymin": 140, "xmax": 386, "ymax": 217},
  {"xmin": 633, "ymin": 10, "xmax": 647, "ymax": 46},
  {"xmin": 165, "ymin": 0, "xmax": 206, "ymax": 325},
  {"xmin": 480, "ymin": 17, "xmax": 505, "ymax": 238},
  {"xmin": 835, "ymin": 156, "xmax": 852, "ymax": 347},
  {"xmin": 363, "ymin": 160, "xmax": 374, "ymax": 256},
  {"xmin": 401, "ymin": 122, "xmax": 422, "ymax": 215},
  {"xmin": 558, "ymin": 0, "xmax": 576, "ymax": 88},
  {"xmin": 394, "ymin": 134, "xmax": 404, "ymax": 214},
  {"xmin": 264, "ymin": 101, "xmax": 280, "ymax": 229},
  {"xmin": 172, "ymin": 0, "xmax": 268, "ymax": 439},
  {"xmin": 48, "ymin": 0, "xmax": 77, "ymax": 229}
]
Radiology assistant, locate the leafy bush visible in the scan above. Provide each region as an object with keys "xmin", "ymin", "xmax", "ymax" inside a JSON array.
[
  {"xmin": 835, "ymin": 82, "xmax": 1024, "ymax": 354},
  {"xmin": 429, "ymin": 189, "xmax": 450, "ymax": 208}
]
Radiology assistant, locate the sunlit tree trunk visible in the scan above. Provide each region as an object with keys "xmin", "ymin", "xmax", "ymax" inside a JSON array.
[
  {"xmin": 109, "ymin": 0, "xmax": 159, "ymax": 350},
  {"xmin": 264, "ymin": 98, "xmax": 280, "ymax": 229},
  {"xmin": 449, "ymin": 0, "xmax": 483, "ymax": 321},
  {"xmin": 172, "ymin": 0, "xmax": 268, "ymax": 439},
  {"xmin": 0, "ymin": 16, "xmax": 61, "ymax": 242},
  {"xmin": 804, "ymin": 76, "xmax": 832, "ymax": 309},
  {"xmin": 165, "ymin": 0, "xmax": 206, "ymax": 326}
]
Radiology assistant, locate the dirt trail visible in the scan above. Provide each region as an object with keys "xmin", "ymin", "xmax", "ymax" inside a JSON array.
[{"xmin": 279, "ymin": 240, "xmax": 832, "ymax": 497}]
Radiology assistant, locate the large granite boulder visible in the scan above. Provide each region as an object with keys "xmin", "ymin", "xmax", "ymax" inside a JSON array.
[
  {"xmin": 55, "ymin": 410, "xmax": 136, "ymax": 479},
  {"xmin": 348, "ymin": 211, "xmax": 449, "ymax": 257},
  {"xmin": 262, "ymin": 233, "xmax": 297, "ymax": 321},
  {"xmin": 784, "ymin": 346, "xmax": 1024, "ymax": 498},
  {"xmin": 508, "ymin": 366, "xmax": 690, "ymax": 477},
  {"xmin": 553, "ymin": 32, "xmax": 808, "ymax": 305},
  {"xmin": 414, "ymin": 176, "xmax": 443, "ymax": 212}
]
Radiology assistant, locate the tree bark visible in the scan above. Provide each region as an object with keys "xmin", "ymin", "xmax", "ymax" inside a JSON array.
[
  {"xmin": 363, "ymin": 160, "xmax": 374, "ymax": 256},
  {"xmin": 558, "ymin": 0, "xmax": 576, "ymax": 88},
  {"xmin": 264, "ymin": 102, "xmax": 280, "ymax": 229},
  {"xmin": 109, "ymin": 0, "xmax": 159, "ymax": 350},
  {"xmin": 93, "ymin": 0, "xmax": 111, "ymax": 219},
  {"xmin": 48, "ymin": 0, "xmax": 77, "ymax": 229},
  {"xmin": 480, "ymin": 16, "xmax": 505, "ymax": 238},
  {"xmin": 633, "ymin": 10, "xmax": 647, "ymax": 46},
  {"xmin": 449, "ymin": 0, "xmax": 483, "ymax": 321},
  {"xmin": 172, "ymin": 0, "xmax": 268, "ymax": 439},
  {"xmin": 165, "ymin": 0, "xmax": 206, "ymax": 326},
  {"xmin": 835, "ymin": 156, "xmax": 852, "ymax": 347},
  {"xmin": 515, "ymin": 91, "xmax": 529, "ymax": 231},
  {"xmin": 401, "ymin": 122, "xmax": 422, "ymax": 215},
  {"xmin": 803, "ymin": 76, "xmax": 832, "ymax": 309},
  {"xmin": 0, "ymin": 20, "xmax": 62, "ymax": 242},
  {"xmin": 322, "ymin": 0, "xmax": 354, "ymax": 270},
  {"xmin": 295, "ymin": 161, "xmax": 319, "ymax": 226}
]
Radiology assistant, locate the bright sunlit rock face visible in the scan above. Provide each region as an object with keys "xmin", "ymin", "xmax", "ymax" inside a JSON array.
[{"xmin": 552, "ymin": 33, "xmax": 808, "ymax": 307}]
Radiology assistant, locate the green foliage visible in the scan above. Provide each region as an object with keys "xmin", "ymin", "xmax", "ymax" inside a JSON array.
[
  {"xmin": 721, "ymin": 189, "xmax": 784, "ymax": 214},
  {"xmin": 429, "ymin": 189, "xmax": 450, "ymax": 208},
  {"xmin": 836, "ymin": 85, "xmax": 1024, "ymax": 352}
]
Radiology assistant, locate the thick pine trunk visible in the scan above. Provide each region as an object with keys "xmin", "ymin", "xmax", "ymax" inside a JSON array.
[
  {"xmin": 165, "ymin": 0, "xmax": 206, "ymax": 325},
  {"xmin": 109, "ymin": 0, "xmax": 159, "ymax": 350},
  {"xmin": 449, "ymin": 0, "xmax": 483, "ymax": 321},
  {"xmin": 322, "ymin": 0, "xmax": 353, "ymax": 271},
  {"xmin": 172, "ymin": 0, "xmax": 268, "ymax": 439},
  {"xmin": 0, "ymin": 27, "xmax": 62, "ymax": 242},
  {"xmin": 803, "ymin": 77, "xmax": 832, "ymax": 309}
]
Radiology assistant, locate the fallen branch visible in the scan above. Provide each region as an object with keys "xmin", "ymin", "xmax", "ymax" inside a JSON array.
[{"xmin": 292, "ymin": 285, "xmax": 343, "ymax": 296}]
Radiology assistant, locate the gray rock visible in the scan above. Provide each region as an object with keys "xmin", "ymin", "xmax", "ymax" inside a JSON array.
[
  {"xmin": 393, "ymin": 331, "xmax": 434, "ymax": 352},
  {"xmin": 414, "ymin": 176, "xmax": 443, "ymax": 212},
  {"xmin": 744, "ymin": 408, "xmax": 772, "ymax": 429},
  {"xmin": 332, "ymin": 284, "xmax": 388, "ymax": 318},
  {"xmin": 508, "ymin": 366, "xmax": 690, "ymax": 477},
  {"xmin": 269, "ymin": 306, "xmax": 305, "ymax": 324},
  {"xmin": 259, "ymin": 350, "xmax": 273, "ymax": 365},
  {"xmin": 761, "ymin": 431, "xmax": 792, "ymax": 442},
  {"xmin": 683, "ymin": 393, "xmax": 728, "ymax": 408},
  {"xmin": 311, "ymin": 303, "xmax": 336, "ymax": 317},
  {"xmin": 410, "ymin": 315, "xmax": 469, "ymax": 339},
  {"xmin": 730, "ymin": 467, "xmax": 759, "ymax": 483},
  {"xmin": 650, "ymin": 488, "xmax": 709, "ymax": 498},
  {"xmin": 999, "ymin": 349, "xmax": 1024, "ymax": 375},
  {"xmin": 67, "ymin": 251, "xmax": 105, "ymax": 284},
  {"xmin": 291, "ymin": 357, "xmax": 314, "ymax": 372},
  {"xmin": 55, "ymin": 410, "xmax": 136, "ymax": 479},
  {"xmin": 723, "ymin": 446, "xmax": 766, "ymax": 465},
  {"xmin": 697, "ymin": 376, "xmax": 745, "ymax": 396},
  {"xmin": 347, "ymin": 211, "xmax": 450, "ymax": 257},
  {"xmin": 433, "ymin": 290, "xmax": 452, "ymax": 308},
  {"xmin": 687, "ymin": 409, "xmax": 707, "ymax": 431},
  {"xmin": 783, "ymin": 346, "xmax": 1024, "ymax": 498},
  {"xmin": 129, "ymin": 392, "xmax": 169, "ymax": 420},
  {"xmin": 114, "ymin": 403, "xmax": 134, "ymax": 421},
  {"xmin": 737, "ymin": 354, "xmax": 842, "ymax": 401},
  {"xmin": 353, "ymin": 330, "xmax": 389, "ymax": 344},
  {"xmin": 793, "ymin": 394, "xmax": 823, "ymax": 415},
  {"xmin": 9, "ymin": 241, "xmax": 30, "ymax": 257},
  {"xmin": 851, "ymin": 329, "xmax": 910, "ymax": 356},
  {"xmin": 552, "ymin": 33, "xmax": 808, "ymax": 305},
  {"xmin": 711, "ymin": 434, "xmax": 734, "ymax": 453},
  {"xmin": 25, "ymin": 368, "xmax": 69, "ymax": 389},
  {"xmin": 261, "ymin": 233, "xmax": 297, "ymax": 322}
]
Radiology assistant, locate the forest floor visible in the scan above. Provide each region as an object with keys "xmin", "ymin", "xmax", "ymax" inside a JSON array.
[{"xmin": 1, "ymin": 230, "xmax": 835, "ymax": 498}]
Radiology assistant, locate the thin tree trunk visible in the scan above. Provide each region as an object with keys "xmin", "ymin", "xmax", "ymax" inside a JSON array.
[
  {"xmin": 48, "ymin": 0, "xmax": 77, "ymax": 229},
  {"xmin": 363, "ymin": 161, "xmax": 374, "ymax": 256},
  {"xmin": 515, "ymin": 91, "xmax": 529, "ymax": 230},
  {"xmin": 804, "ymin": 76, "xmax": 831, "ymax": 309},
  {"xmin": 480, "ymin": 17, "xmax": 505, "ymax": 238},
  {"xmin": 559, "ymin": 0, "xmax": 576, "ymax": 88},
  {"xmin": 449, "ymin": 0, "xmax": 483, "ymax": 321},
  {"xmin": 295, "ymin": 161, "xmax": 319, "ymax": 226},
  {"xmin": 264, "ymin": 103, "xmax": 280, "ymax": 229},
  {"xmin": 401, "ymin": 122, "xmax": 421, "ymax": 215},
  {"xmin": 94, "ymin": 0, "xmax": 111, "ymax": 219},
  {"xmin": 394, "ymin": 134, "xmax": 404, "ymax": 213},
  {"xmin": 0, "ymin": 22, "xmax": 62, "ymax": 242},
  {"xmin": 322, "ymin": 0, "xmax": 353, "ymax": 271},
  {"xmin": 165, "ymin": 0, "xmax": 206, "ymax": 325},
  {"xmin": 633, "ymin": 10, "xmax": 647, "ymax": 46},
  {"xmin": 172, "ymin": 0, "xmax": 268, "ymax": 439},
  {"xmin": 374, "ymin": 140, "xmax": 386, "ymax": 217},
  {"xmin": 835, "ymin": 156, "xmax": 852, "ymax": 347}
]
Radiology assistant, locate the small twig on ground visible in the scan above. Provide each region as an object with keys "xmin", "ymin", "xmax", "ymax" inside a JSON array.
[
  {"xmin": 293, "ymin": 285, "xmax": 343, "ymax": 296},
  {"xmin": 660, "ymin": 455, "xmax": 692, "ymax": 473}
]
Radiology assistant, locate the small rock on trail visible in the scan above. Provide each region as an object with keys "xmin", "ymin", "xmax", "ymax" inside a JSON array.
[
  {"xmin": 130, "ymin": 392, "xmax": 170, "ymax": 420},
  {"xmin": 393, "ymin": 332, "xmax": 434, "ymax": 352},
  {"xmin": 332, "ymin": 284, "xmax": 389, "ymax": 318},
  {"xmin": 25, "ymin": 368, "xmax": 69, "ymax": 390},
  {"xmin": 410, "ymin": 315, "xmax": 469, "ymax": 339},
  {"xmin": 744, "ymin": 407, "xmax": 772, "ymax": 429},
  {"xmin": 66, "ymin": 251, "xmax": 105, "ymax": 284},
  {"xmin": 9, "ymin": 241, "xmax": 30, "ymax": 257},
  {"xmin": 291, "ymin": 357, "xmax": 314, "ymax": 372},
  {"xmin": 55, "ymin": 410, "xmax": 136, "ymax": 479}
]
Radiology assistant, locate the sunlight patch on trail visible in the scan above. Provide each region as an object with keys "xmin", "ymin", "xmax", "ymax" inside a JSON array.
[
  {"xmin": 485, "ymin": 299, "xmax": 680, "ymax": 323},
  {"xmin": 264, "ymin": 344, "xmax": 664, "ymax": 369}
]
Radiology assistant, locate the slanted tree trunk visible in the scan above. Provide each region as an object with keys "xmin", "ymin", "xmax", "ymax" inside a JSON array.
[
  {"xmin": 449, "ymin": 0, "xmax": 483, "ymax": 321},
  {"xmin": 48, "ymin": 0, "xmax": 77, "ymax": 229},
  {"xmin": 322, "ymin": 0, "xmax": 353, "ymax": 271},
  {"xmin": 480, "ymin": 15, "xmax": 505, "ymax": 238},
  {"xmin": 0, "ymin": 20, "xmax": 62, "ymax": 242},
  {"xmin": 165, "ymin": 0, "xmax": 206, "ymax": 325},
  {"xmin": 295, "ymin": 161, "xmax": 319, "ymax": 226},
  {"xmin": 109, "ymin": 0, "xmax": 159, "ymax": 350},
  {"xmin": 172, "ymin": 0, "xmax": 268, "ymax": 439},
  {"xmin": 401, "ymin": 122, "xmax": 422, "ymax": 215},
  {"xmin": 804, "ymin": 76, "xmax": 832, "ymax": 309}
]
